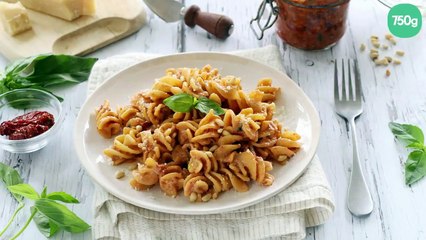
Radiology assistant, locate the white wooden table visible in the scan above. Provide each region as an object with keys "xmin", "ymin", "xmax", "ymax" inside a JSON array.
[{"xmin": 1, "ymin": 0, "xmax": 426, "ymax": 239}]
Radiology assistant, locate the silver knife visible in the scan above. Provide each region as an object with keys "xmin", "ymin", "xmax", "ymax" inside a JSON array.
[{"xmin": 143, "ymin": 0, "xmax": 234, "ymax": 39}]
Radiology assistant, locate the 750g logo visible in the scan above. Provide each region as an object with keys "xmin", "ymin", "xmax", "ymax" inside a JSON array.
[{"xmin": 388, "ymin": 4, "xmax": 422, "ymax": 38}]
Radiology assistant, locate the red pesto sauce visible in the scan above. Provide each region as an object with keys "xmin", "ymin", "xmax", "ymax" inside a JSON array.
[
  {"xmin": 0, "ymin": 111, "xmax": 54, "ymax": 140},
  {"xmin": 276, "ymin": 0, "xmax": 350, "ymax": 50}
]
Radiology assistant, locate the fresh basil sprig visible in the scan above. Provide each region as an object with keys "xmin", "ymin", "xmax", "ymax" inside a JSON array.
[
  {"xmin": 0, "ymin": 54, "xmax": 97, "ymax": 102},
  {"xmin": 389, "ymin": 122, "xmax": 426, "ymax": 185},
  {"xmin": 0, "ymin": 163, "xmax": 90, "ymax": 239},
  {"xmin": 163, "ymin": 93, "xmax": 225, "ymax": 115}
]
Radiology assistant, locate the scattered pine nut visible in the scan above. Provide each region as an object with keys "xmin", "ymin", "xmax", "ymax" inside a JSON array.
[
  {"xmin": 396, "ymin": 50, "xmax": 405, "ymax": 56},
  {"xmin": 372, "ymin": 41, "xmax": 380, "ymax": 48},
  {"xmin": 363, "ymin": 35, "xmax": 403, "ymax": 72},
  {"xmin": 381, "ymin": 58, "xmax": 389, "ymax": 66},
  {"xmin": 369, "ymin": 49, "xmax": 379, "ymax": 60},
  {"xmin": 374, "ymin": 58, "xmax": 389, "ymax": 66},
  {"xmin": 385, "ymin": 34, "xmax": 397, "ymax": 45},
  {"xmin": 370, "ymin": 36, "xmax": 380, "ymax": 48},
  {"xmin": 115, "ymin": 170, "xmax": 125, "ymax": 179},
  {"xmin": 128, "ymin": 163, "xmax": 138, "ymax": 171},
  {"xmin": 370, "ymin": 52, "xmax": 379, "ymax": 60}
]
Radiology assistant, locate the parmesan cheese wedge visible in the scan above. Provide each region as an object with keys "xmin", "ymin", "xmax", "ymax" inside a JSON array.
[
  {"xmin": 20, "ymin": 0, "xmax": 96, "ymax": 21},
  {"xmin": 0, "ymin": 1, "xmax": 32, "ymax": 36}
]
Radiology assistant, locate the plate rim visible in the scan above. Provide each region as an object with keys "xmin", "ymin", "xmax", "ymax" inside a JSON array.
[{"xmin": 74, "ymin": 51, "xmax": 321, "ymax": 215}]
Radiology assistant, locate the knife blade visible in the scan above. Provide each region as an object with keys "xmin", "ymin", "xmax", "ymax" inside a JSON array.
[{"xmin": 143, "ymin": 0, "xmax": 234, "ymax": 39}]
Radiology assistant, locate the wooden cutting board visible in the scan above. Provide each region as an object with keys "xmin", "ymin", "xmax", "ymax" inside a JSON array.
[{"xmin": 0, "ymin": 0, "xmax": 146, "ymax": 60}]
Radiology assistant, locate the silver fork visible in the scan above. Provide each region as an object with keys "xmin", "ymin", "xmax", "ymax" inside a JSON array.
[{"xmin": 334, "ymin": 59, "xmax": 373, "ymax": 216}]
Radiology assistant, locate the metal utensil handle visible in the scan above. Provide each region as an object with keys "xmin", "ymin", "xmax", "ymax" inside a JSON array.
[
  {"xmin": 347, "ymin": 118, "xmax": 374, "ymax": 216},
  {"xmin": 250, "ymin": 0, "xmax": 279, "ymax": 40}
]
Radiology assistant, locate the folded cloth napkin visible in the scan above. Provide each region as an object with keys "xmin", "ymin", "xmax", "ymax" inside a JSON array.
[{"xmin": 89, "ymin": 45, "xmax": 335, "ymax": 240}]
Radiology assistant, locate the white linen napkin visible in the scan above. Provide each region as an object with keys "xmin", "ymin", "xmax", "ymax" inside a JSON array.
[{"xmin": 88, "ymin": 45, "xmax": 335, "ymax": 240}]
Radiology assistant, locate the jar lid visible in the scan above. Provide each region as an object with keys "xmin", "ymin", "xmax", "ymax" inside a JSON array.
[{"xmin": 280, "ymin": 0, "xmax": 350, "ymax": 8}]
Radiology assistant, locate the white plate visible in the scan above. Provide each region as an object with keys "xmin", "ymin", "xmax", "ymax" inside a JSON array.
[{"xmin": 74, "ymin": 52, "xmax": 321, "ymax": 215}]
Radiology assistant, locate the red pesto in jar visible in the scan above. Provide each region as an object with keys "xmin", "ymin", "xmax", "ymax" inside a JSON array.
[
  {"xmin": 276, "ymin": 0, "xmax": 350, "ymax": 50},
  {"xmin": 0, "ymin": 111, "xmax": 54, "ymax": 140}
]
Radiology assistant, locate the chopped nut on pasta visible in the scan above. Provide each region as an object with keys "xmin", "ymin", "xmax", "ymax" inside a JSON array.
[{"xmin": 95, "ymin": 65, "xmax": 301, "ymax": 202}]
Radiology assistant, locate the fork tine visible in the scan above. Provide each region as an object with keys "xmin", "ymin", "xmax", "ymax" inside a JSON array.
[
  {"xmin": 354, "ymin": 59, "xmax": 362, "ymax": 100},
  {"xmin": 347, "ymin": 59, "xmax": 353, "ymax": 100},
  {"xmin": 341, "ymin": 59, "xmax": 346, "ymax": 101},
  {"xmin": 334, "ymin": 60, "xmax": 339, "ymax": 101}
]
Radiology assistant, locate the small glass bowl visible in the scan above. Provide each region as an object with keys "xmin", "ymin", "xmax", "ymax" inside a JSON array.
[{"xmin": 0, "ymin": 89, "xmax": 63, "ymax": 153}]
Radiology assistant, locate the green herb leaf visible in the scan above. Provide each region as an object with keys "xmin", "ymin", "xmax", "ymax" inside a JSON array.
[
  {"xmin": 406, "ymin": 142, "xmax": 425, "ymax": 150},
  {"xmin": 34, "ymin": 198, "xmax": 90, "ymax": 233},
  {"xmin": 0, "ymin": 54, "xmax": 98, "ymax": 102},
  {"xmin": 5, "ymin": 54, "xmax": 98, "ymax": 86},
  {"xmin": 195, "ymin": 97, "xmax": 225, "ymax": 115},
  {"xmin": 405, "ymin": 150, "xmax": 426, "ymax": 185},
  {"xmin": 0, "ymin": 163, "xmax": 88, "ymax": 238},
  {"xmin": 163, "ymin": 93, "xmax": 196, "ymax": 113},
  {"xmin": 389, "ymin": 122, "xmax": 424, "ymax": 145},
  {"xmin": 41, "ymin": 186, "xmax": 47, "ymax": 198},
  {"xmin": 8, "ymin": 184, "xmax": 40, "ymax": 200},
  {"xmin": 47, "ymin": 192, "xmax": 80, "ymax": 204},
  {"xmin": 31, "ymin": 206, "xmax": 59, "ymax": 238},
  {"xmin": 0, "ymin": 163, "xmax": 24, "ymax": 202},
  {"xmin": 163, "ymin": 93, "xmax": 225, "ymax": 115}
]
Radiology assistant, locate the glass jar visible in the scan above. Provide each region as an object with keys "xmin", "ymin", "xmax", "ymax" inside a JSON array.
[{"xmin": 251, "ymin": 0, "xmax": 350, "ymax": 50}]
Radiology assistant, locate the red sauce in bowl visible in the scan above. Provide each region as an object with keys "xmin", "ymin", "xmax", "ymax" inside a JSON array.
[
  {"xmin": 0, "ymin": 111, "xmax": 54, "ymax": 140},
  {"xmin": 276, "ymin": 0, "xmax": 350, "ymax": 50}
]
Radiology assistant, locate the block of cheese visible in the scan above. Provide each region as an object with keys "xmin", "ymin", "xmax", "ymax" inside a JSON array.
[
  {"xmin": 20, "ymin": 0, "xmax": 96, "ymax": 21},
  {"xmin": 0, "ymin": 1, "xmax": 32, "ymax": 36}
]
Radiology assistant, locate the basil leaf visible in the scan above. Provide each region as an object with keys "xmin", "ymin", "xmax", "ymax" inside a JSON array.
[
  {"xmin": 405, "ymin": 150, "xmax": 426, "ymax": 185},
  {"xmin": 41, "ymin": 186, "xmax": 47, "ymax": 198},
  {"xmin": 35, "ymin": 198, "xmax": 90, "ymax": 233},
  {"xmin": 195, "ymin": 97, "xmax": 225, "ymax": 115},
  {"xmin": 0, "ymin": 162, "xmax": 24, "ymax": 202},
  {"xmin": 163, "ymin": 93, "xmax": 195, "ymax": 113},
  {"xmin": 5, "ymin": 55, "xmax": 97, "ymax": 87},
  {"xmin": 8, "ymin": 183, "xmax": 40, "ymax": 200},
  {"xmin": 406, "ymin": 142, "xmax": 425, "ymax": 150},
  {"xmin": 1, "ymin": 54, "xmax": 97, "ymax": 102},
  {"xmin": 4, "ymin": 55, "xmax": 41, "ymax": 75},
  {"xmin": 31, "ymin": 206, "xmax": 59, "ymax": 238},
  {"xmin": 389, "ymin": 122, "xmax": 424, "ymax": 145},
  {"xmin": 47, "ymin": 192, "xmax": 79, "ymax": 204}
]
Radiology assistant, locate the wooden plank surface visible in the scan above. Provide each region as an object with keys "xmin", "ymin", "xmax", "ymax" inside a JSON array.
[{"xmin": 1, "ymin": 0, "xmax": 426, "ymax": 239}]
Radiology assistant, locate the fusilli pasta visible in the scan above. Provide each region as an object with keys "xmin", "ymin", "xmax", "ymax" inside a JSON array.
[{"xmin": 95, "ymin": 65, "xmax": 301, "ymax": 202}]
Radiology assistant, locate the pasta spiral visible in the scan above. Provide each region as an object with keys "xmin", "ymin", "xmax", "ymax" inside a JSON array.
[
  {"xmin": 103, "ymin": 127, "xmax": 143, "ymax": 165},
  {"xmin": 95, "ymin": 100, "xmax": 121, "ymax": 138}
]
